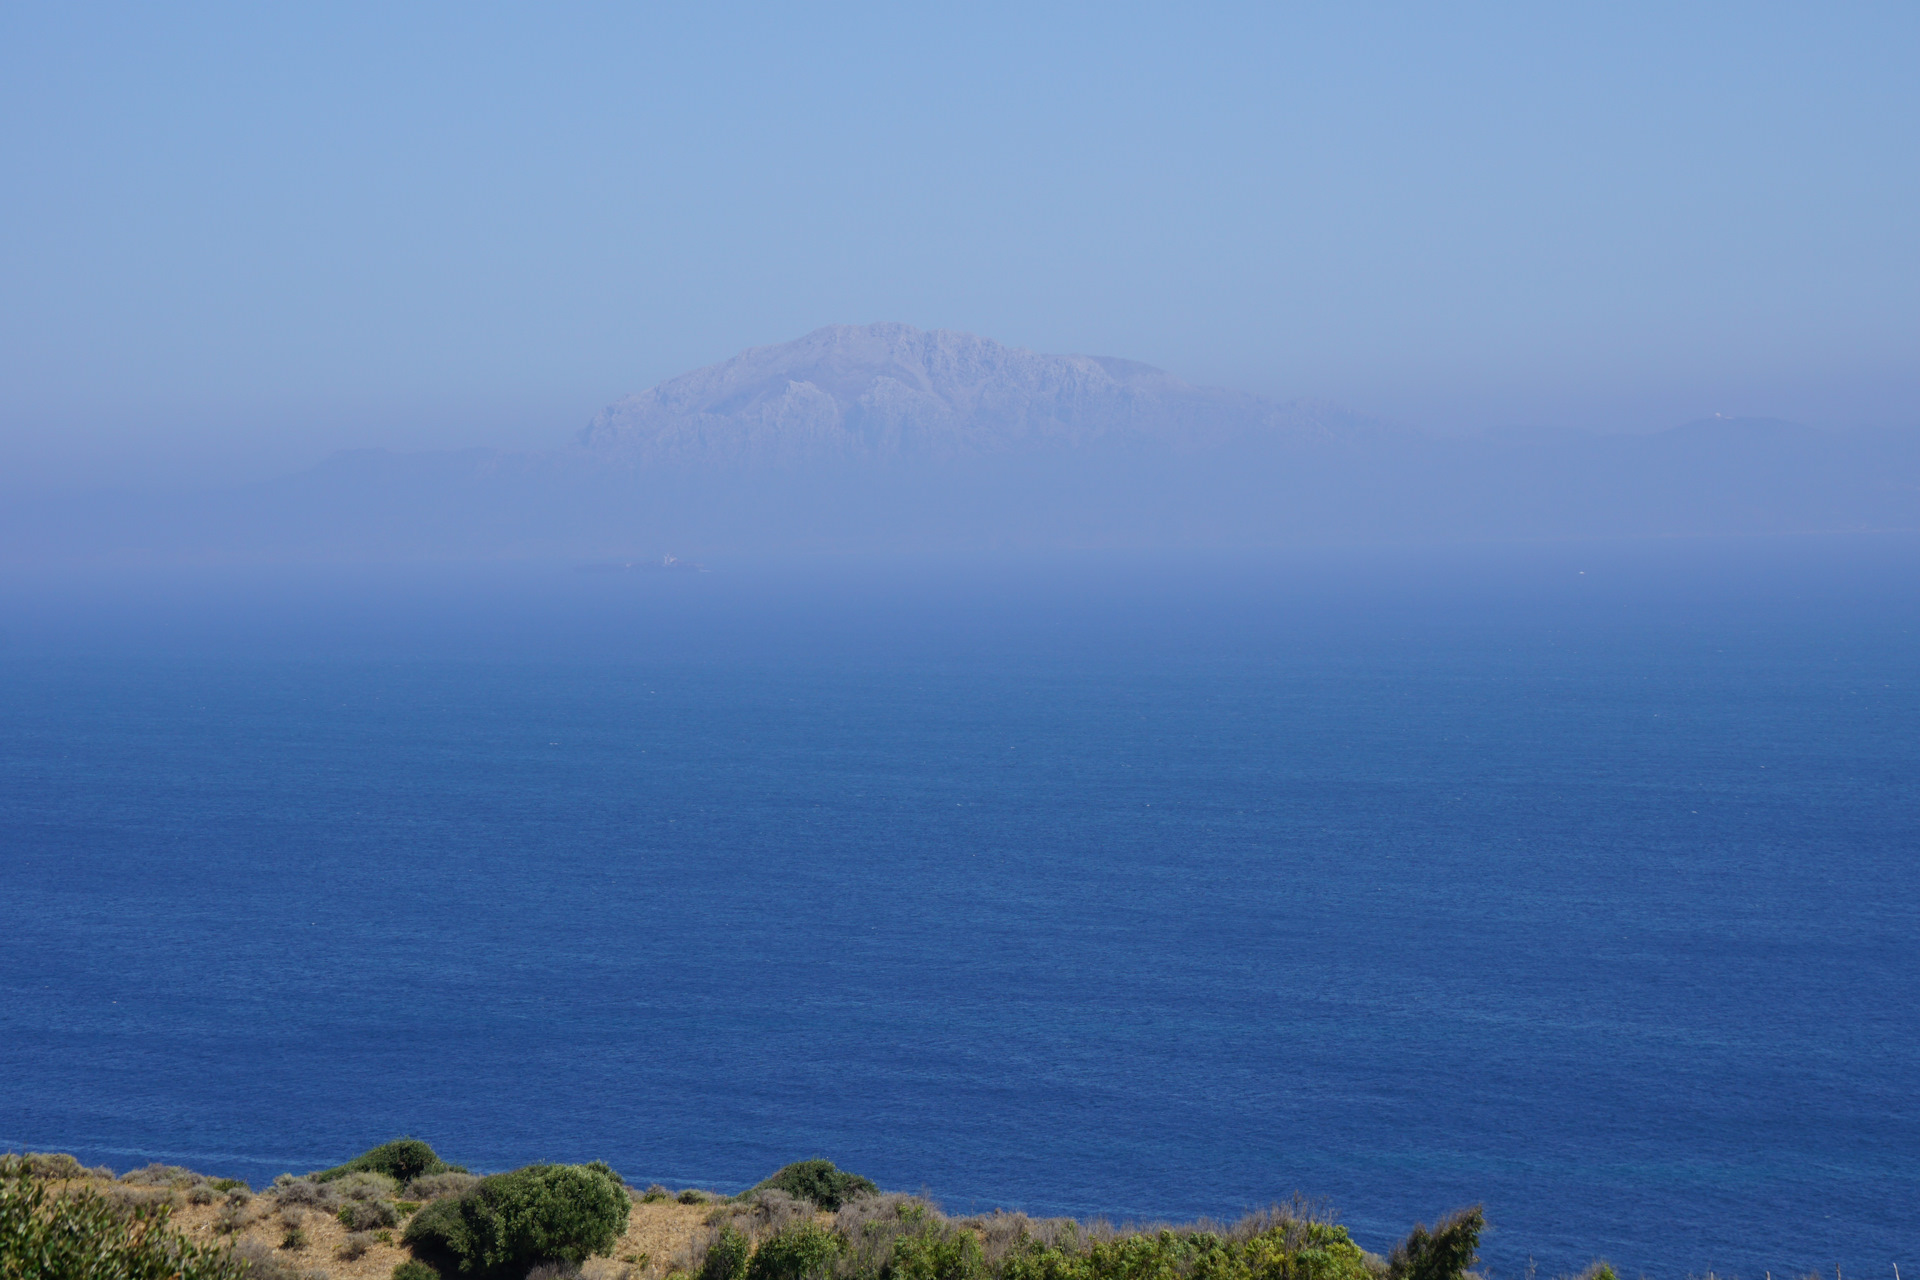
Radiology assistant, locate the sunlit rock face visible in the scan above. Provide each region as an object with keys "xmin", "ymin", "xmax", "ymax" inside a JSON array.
[{"xmin": 576, "ymin": 322, "xmax": 1342, "ymax": 465}]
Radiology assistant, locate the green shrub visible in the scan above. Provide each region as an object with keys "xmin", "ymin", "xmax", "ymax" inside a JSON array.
[
  {"xmin": 886, "ymin": 1217, "xmax": 984, "ymax": 1280},
  {"xmin": 837, "ymin": 1196, "xmax": 978, "ymax": 1280},
  {"xmin": 752, "ymin": 1161, "xmax": 877, "ymax": 1211},
  {"xmin": 394, "ymin": 1262, "xmax": 441, "ymax": 1280},
  {"xmin": 1387, "ymin": 1208, "xmax": 1482, "ymax": 1280},
  {"xmin": 406, "ymin": 1200, "xmax": 463, "ymax": 1256},
  {"xmin": 746, "ymin": 1221, "xmax": 842, "ymax": 1280},
  {"xmin": 315, "ymin": 1139, "xmax": 462, "ymax": 1184},
  {"xmin": 0, "ymin": 1168, "xmax": 248, "ymax": 1280},
  {"xmin": 402, "ymin": 1162, "xmax": 630, "ymax": 1280},
  {"xmin": 701, "ymin": 1225, "xmax": 752, "ymax": 1280},
  {"xmin": 1236, "ymin": 1219, "xmax": 1379, "ymax": 1280},
  {"xmin": 995, "ymin": 1217, "xmax": 1376, "ymax": 1280}
]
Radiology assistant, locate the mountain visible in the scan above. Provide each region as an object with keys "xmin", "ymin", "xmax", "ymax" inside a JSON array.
[
  {"xmin": 5, "ymin": 325, "xmax": 1917, "ymax": 561},
  {"xmin": 574, "ymin": 323, "xmax": 1373, "ymax": 465}
]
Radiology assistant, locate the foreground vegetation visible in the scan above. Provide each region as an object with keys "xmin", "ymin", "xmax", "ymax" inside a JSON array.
[
  {"xmin": 0, "ymin": 1143, "xmax": 1520, "ymax": 1280},
  {"xmin": 0, "ymin": 1165, "xmax": 248, "ymax": 1280}
]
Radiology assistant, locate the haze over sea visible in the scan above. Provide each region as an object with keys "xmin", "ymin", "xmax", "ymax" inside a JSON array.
[{"xmin": 2, "ymin": 537, "xmax": 1914, "ymax": 1278}]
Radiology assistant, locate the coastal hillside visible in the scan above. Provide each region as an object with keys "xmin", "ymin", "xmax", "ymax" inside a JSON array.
[
  {"xmin": 0, "ymin": 1150, "xmax": 705, "ymax": 1280},
  {"xmin": 0, "ymin": 1143, "xmax": 1503, "ymax": 1280}
]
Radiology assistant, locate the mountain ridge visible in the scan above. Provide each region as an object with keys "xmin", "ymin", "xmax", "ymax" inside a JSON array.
[
  {"xmin": 575, "ymin": 322, "xmax": 1380, "ymax": 465},
  {"xmin": 5, "ymin": 324, "xmax": 1917, "ymax": 560}
]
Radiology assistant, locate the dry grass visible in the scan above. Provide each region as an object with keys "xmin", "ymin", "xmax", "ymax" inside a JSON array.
[
  {"xmin": 0, "ymin": 1153, "xmax": 114, "ymax": 1181},
  {"xmin": 121, "ymin": 1163, "xmax": 203, "ymax": 1187},
  {"xmin": 27, "ymin": 1173, "xmax": 717, "ymax": 1280},
  {"xmin": 406, "ymin": 1173, "xmax": 479, "ymax": 1201}
]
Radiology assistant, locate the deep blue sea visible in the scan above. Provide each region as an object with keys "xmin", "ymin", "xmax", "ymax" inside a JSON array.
[{"xmin": 2, "ymin": 539, "xmax": 1916, "ymax": 1278}]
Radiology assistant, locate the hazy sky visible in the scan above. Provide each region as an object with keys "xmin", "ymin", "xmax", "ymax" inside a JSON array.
[{"xmin": 4, "ymin": 3, "xmax": 1917, "ymax": 486}]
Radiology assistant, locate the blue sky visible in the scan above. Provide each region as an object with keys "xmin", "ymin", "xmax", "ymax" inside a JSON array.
[{"xmin": 3, "ymin": 2, "xmax": 1916, "ymax": 485}]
